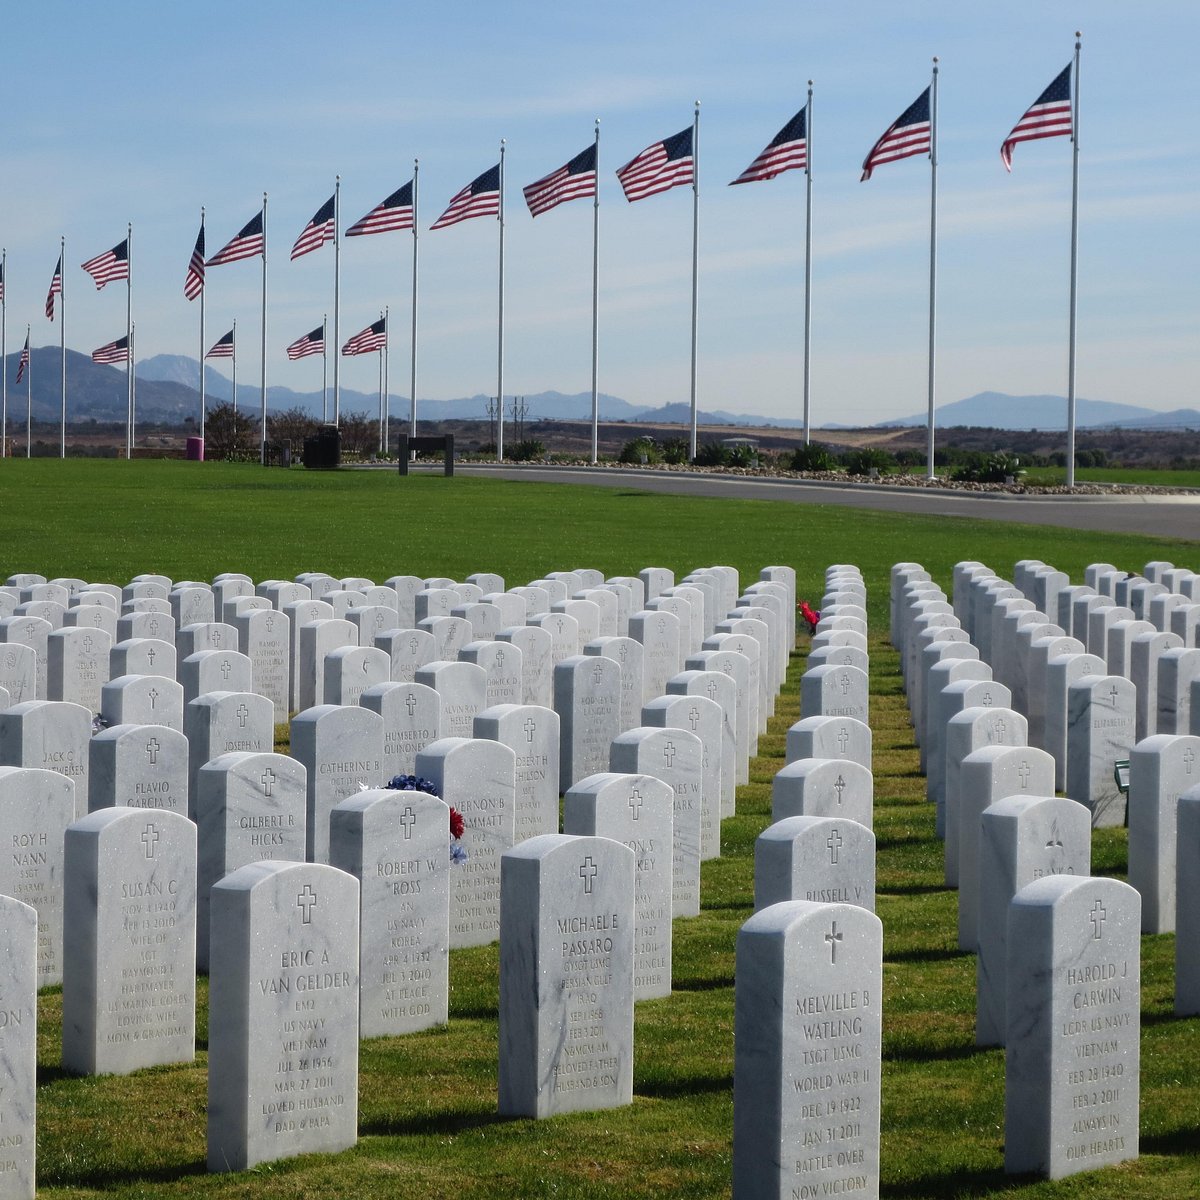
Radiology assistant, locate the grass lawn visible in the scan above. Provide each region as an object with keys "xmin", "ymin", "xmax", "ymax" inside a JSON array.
[{"xmin": 3, "ymin": 459, "xmax": 1199, "ymax": 1198}]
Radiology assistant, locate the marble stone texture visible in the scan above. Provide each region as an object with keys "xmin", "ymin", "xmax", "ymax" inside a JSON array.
[
  {"xmin": 47, "ymin": 626, "xmax": 111, "ymax": 712},
  {"xmin": 111, "ymin": 637, "xmax": 177, "ymax": 682},
  {"xmin": 0, "ymin": 642, "xmax": 36, "ymax": 707},
  {"xmin": 925, "ymin": 665, "xmax": 998, "ymax": 803},
  {"xmin": 584, "ymin": 636, "xmax": 645, "ymax": 733},
  {"xmin": 666, "ymin": 668, "xmax": 738, "ymax": 817},
  {"xmin": 629, "ymin": 609, "xmax": 682, "ymax": 703},
  {"xmin": 1178, "ymin": 791, "xmax": 1200, "ymax": 1015},
  {"xmin": 610, "ymin": 727, "xmax": 703, "ymax": 918},
  {"xmin": 498, "ymin": 834, "xmax": 635, "ymax": 1118},
  {"xmin": 686, "ymin": 648, "xmax": 753, "ymax": 781},
  {"xmin": 976, "ymin": 795, "xmax": 1091, "ymax": 1047},
  {"xmin": 0, "ymin": 894, "xmax": 37, "ymax": 1200},
  {"xmin": 207, "ymin": 860, "xmax": 359, "ymax": 1172},
  {"xmin": 290, "ymin": 704, "xmax": 384, "ymax": 864},
  {"xmin": 460, "ymin": 640, "xmax": 524, "ymax": 709},
  {"xmin": 1155, "ymin": 647, "xmax": 1200, "ymax": 735},
  {"xmin": 231, "ymin": 607, "xmax": 290, "ymax": 724},
  {"xmin": 1044, "ymin": 653, "xmax": 1106, "ymax": 791},
  {"xmin": 416, "ymin": 737, "xmax": 516, "ymax": 948},
  {"xmin": 185, "ymin": 691, "xmax": 275, "ymax": 821},
  {"xmin": 754, "ymin": 814, "xmax": 876, "ymax": 913},
  {"xmin": 180, "ymin": 649, "xmax": 253, "ymax": 707},
  {"xmin": 785, "ymin": 715, "xmax": 872, "ymax": 772},
  {"xmin": 474, "ymin": 704, "xmax": 561, "ymax": 842},
  {"xmin": 100, "ymin": 674, "xmax": 185, "ymax": 732},
  {"xmin": 497, "ymin": 625, "xmax": 553, "ymax": 709},
  {"xmin": 62, "ymin": 807, "xmax": 196, "ymax": 1075},
  {"xmin": 297, "ymin": 618, "xmax": 357, "ymax": 712},
  {"xmin": 375, "ymin": 626, "xmax": 436, "ymax": 685},
  {"xmin": 359, "ymin": 681, "xmax": 442, "ymax": 780},
  {"xmin": 415, "ymin": 661, "xmax": 487, "ymax": 740},
  {"xmin": 89, "ymin": 723, "xmax": 189, "ymax": 816},
  {"xmin": 0, "ymin": 699, "xmax": 91, "ymax": 817},
  {"xmin": 956, "ymin": 745, "xmax": 1055, "ymax": 950},
  {"xmin": 1066, "ymin": 675, "xmax": 1136, "ymax": 827},
  {"xmin": 563, "ymin": 772, "xmax": 674, "ymax": 1001},
  {"xmin": 801, "ymin": 663, "xmax": 869, "ymax": 727},
  {"xmin": 194, "ymin": 751, "xmax": 307, "ymax": 971},
  {"xmin": 554, "ymin": 654, "xmax": 622, "ymax": 793},
  {"xmin": 0, "ymin": 616, "xmax": 51, "ymax": 700},
  {"xmin": 706, "ymin": 629, "xmax": 765, "ymax": 735},
  {"xmin": 1005, "ymin": 875, "xmax": 1140, "ymax": 1179},
  {"xmin": 772, "ymin": 757, "xmax": 873, "ymax": 835},
  {"xmin": 330, "ymin": 787, "xmax": 450, "ymax": 1036},
  {"xmin": 733, "ymin": 900, "xmax": 882, "ymax": 1200},
  {"xmin": 0, "ymin": 765, "xmax": 73, "ymax": 987},
  {"xmin": 322, "ymin": 645, "xmax": 390, "ymax": 707},
  {"xmin": 1127, "ymin": 734, "xmax": 1200, "ymax": 933}
]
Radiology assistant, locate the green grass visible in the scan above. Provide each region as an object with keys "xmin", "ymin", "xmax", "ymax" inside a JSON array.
[
  {"xmin": 4, "ymin": 459, "xmax": 1200, "ymax": 1198},
  {"xmin": 1019, "ymin": 467, "xmax": 1200, "ymax": 489}
]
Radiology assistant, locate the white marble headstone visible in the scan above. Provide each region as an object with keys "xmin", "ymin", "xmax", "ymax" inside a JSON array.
[{"xmin": 754, "ymin": 815, "xmax": 875, "ymax": 913}]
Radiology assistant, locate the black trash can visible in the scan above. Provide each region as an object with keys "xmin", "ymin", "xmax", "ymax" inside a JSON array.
[{"xmin": 302, "ymin": 425, "xmax": 341, "ymax": 469}]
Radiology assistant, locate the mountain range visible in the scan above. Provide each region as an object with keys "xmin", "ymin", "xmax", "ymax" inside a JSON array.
[{"xmin": 4, "ymin": 348, "xmax": 1196, "ymax": 432}]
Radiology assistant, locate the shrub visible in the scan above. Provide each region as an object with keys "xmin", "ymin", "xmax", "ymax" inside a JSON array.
[
  {"xmin": 618, "ymin": 437, "xmax": 661, "ymax": 464},
  {"xmin": 661, "ymin": 438, "xmax": 690, "ymax": 464},
  {"xmin": 508, "ymin": 439, "xmax": 546, "ymax": 462},
  {"xmin": 950, "ymin": 450, "xmax": 1024, "ymax": 483},
  {"xmin": 726, "ymin": 443, "xmax": 759, "ymax": 467},
  {"xmin": 842, "ymin": 447, "xmax": 896, "ymax": 475},
  {"xmin": 790, "ymin": 442, "xmax": 839, "ymax": 471},
  {"xmin": 693, "ymin": 441, "xmax": 730, "ymax": 466}
]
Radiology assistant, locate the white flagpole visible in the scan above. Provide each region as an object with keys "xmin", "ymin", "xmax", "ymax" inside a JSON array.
[
  {"xmin": 199, "ymin": 209, "xmax": 206, "ymax": 445},
  {"xmin": 322, "ymin": 313, "xmax": 328, "ymax": 422},
  {"xmin": 591, "ymin": 118, "xmax": 600, "ymax": 465},
  {"xmin": 260, "ymin": 193, "xmax": 268, "ymax": 460},
  {"xmin": 383, "ymin": 304, "xmax": 390, "ymax": 455},
  {"xmin": 130, "ymin": 323, "xmax": 137, "ymax": 449},
  {"xmin": 25, "ymin": 325, "xmax": 31, "ymax": 459},
  {"xmin": 378, "ymin": 313, "xmax": 385, "ymax": 454},
  {"xmin": 803, "ymin": 82, "xmax": 814, "ymax": 445},
  {"xmin": 61, "ymin": 235, "xmax": 67, "ymax": 460},
  {"xmin": 689, "ymin": 100, "xmax": 700, "ymax": 461},
  {"xmin": 410, "ymin": 158, "xmax": 419, "ymax": 438},
  {"xmin": 926, "ymin": 60, "xmax": 939, "ymax": 481},
  {"xmin": 1066, "ymin": 32, "xmax": 1082, "ymax": 490},
  {"xmin": 232, "ymin": 318, "xmax": 238, "ymax": 426},
  {"xmin": 126, "ymin": 224, "xmax": 133, "ymax": 460},
  {"xmin": 333, "ymin": 176, "xmax": 341, "ymax": 427},
  {"xmin": 0, "ymin": 248, "xmax": 5, "ymax": 458},
  {"xmin": 497, "ymin": 140, "xmax": 506, "ymax": 462}
]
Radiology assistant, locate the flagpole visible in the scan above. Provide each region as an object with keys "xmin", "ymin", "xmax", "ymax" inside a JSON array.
[
  {"xmin": 377, "ymin": 313, "xmax": 384, "ymax": 454},
  {"xmin": 1, "ymin": 248, "xmax": 7, "ymax": 459},
  {"xmin": 333, "ymin": 176, "xmax": 341, "ymax": 427},
  {"xmin": 60, "ymin": 235, "xmax": 67, "ymax": 460},
  {"xmin": 803, "ymin": 82, "xmax": 814, "ymax": 445},
  {"xmin": 689, "ymin": 100, "xmax": 700, "ymax": 461},
  {"xmin": 1066, "ymin": 32, "xmax": 1082, "ymax": 490},
  {"xmin": 130, "ymin": 323, "xmax": 137, "ymax": 450},
  {"xmin": 199, "ymin": 208, "xmax": 207, "ymax": 445},
  {"xmin": 322, "ymin": 313, "xmax": 328, "ymax": 422},
  {"xmin": 260, "ymin": 192, "xmax": 268, "ymax": 461},
  {"xmin": 125, "ymin": 224, "xmax": 134, "ymax": 460},
  {"xmin": 383, "ymin": 304, "xmax": 390, "ymax": 455},
  {"xmin": 25, "ymin": 325, "xmax": 31, "ymax": 459},
  {"xmin": 925, "ymin": 59, "xmax": 938, "ymax": 481},
  {"xmin": 232, "ymin": 318, "xmax": 238, "ymax": 427},
  {"xmin": 410, "ymin": 158, "xmax": 419, "ymax": 439},
  {"xmin": 591, "ymin": 118, "xmax": 601, "ymax": 465},
  {"xmin": 497, "ymin": 139, "xmax": 506, "ymax": 462}
]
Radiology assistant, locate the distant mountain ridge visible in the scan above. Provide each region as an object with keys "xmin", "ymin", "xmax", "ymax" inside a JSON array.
[{"xmin": 879, "ymin": 391, "xmax": 1200, "ymax": 432}]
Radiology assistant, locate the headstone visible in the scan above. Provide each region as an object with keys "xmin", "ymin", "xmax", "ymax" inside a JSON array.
[
  {"xmin": 416, "ymin": 737, "xmax": 516, "ymax": 948},
  {"xmin": 207, "ymin": 861, "xmax": 359, "ymax": 1172},
  {"xmin": 1156, "ymin": 646, "xmax": 1200, "ymax": 735},
  {"xmin": 639, "ymin": 567, "xmax": 673, "ymax": 603},
  {"xmin": 347, "ymin": 604, "xmax": 400, "ymax": 647},
  {"xmin": 0, "ymin": 616, "xmax": 51, "ymax": 700},
  {"xmin": 0, "ymin": 765, "xmax": 73, "ymax": 986},
  {"xmin": 418, "ymin": 614, "xmax": 473, "ymax": 661},
  {"xmin": 584, "ymin": 636, "xmax": 644, "ymax": 733},
  {"xmin": 284, "ymin": 599, "xmax": 334, "ymax": 710},
  {"xmin": 89, "ymin": 723, "xmax": 189, "ymax": 815},
  {"xmin": 322, "ymin": 644, "xmax": 390, "ymax": 707},
  {"xmin": 976, "ymin": 795, "xmax": 1091, "ymax": 1046},
  {"xmin": 733, "ymin": 900, "xmax": 882, "ymax": 1200},
  {"xmin": 1066, "ymin": 675, "xmax": 1136, "ymax": 827},
  {"xmin": 0, "ymin": 643, "xmax": 36, "ymax": 707},
  {"xmin": 0, "ymin": 895, "xmax": 36, "ymax": 1199},
  {"xmin": 497, "ymin": 625, "xmax": 553, "ymax": 708},
  {"xmin": 785, "ymin": 715, "xmax": 871, "ymax": 772},
  {"xmin": 0, "ymin": 699, "xmax": 91, "ymax": 817},
  {"xmin": 801, "ymin": 663, "xmax": 868, "ymax": 725},
  {"xmin": 359, "ymin": 681, "xmax": 442, "ymax": 779},
  {"xmin": 61, "ymin": 807, "xmax": 196, "ymax": 1074},
  {"xmin": 296, "ymin": 619, "xmax": 356, "ymax": 712},
  {"xmin": 415, "ymin": 660, "xmax": 487, "ymax": 739},
  {"xmin": 754, "ymin": 815, "xmax": 875, "ymax": 912},
  {"xmin": 330, "ymin": 787, "xmax": 450, "ymax": 1036},
  {"xmin": 1045, "ymin": 652, "xmax": 1106, "ymax": 791},
  {"xmin": 1178, "ymin": 792, "xmax": 1200, "ymax": 1015},
  {"xmin": 180, "ymin": 649, "xmax": 254, "ymax": 707},
  {"xmin": 460, "ymin": 639, "xmax": 524, "ymax": 707},
  {"xmin": 925, "ymin": 664, "xmax": 997, "ymax": 801},
  {"xmin": 47, "ymin": 626, "xmax": 111, "ymax": 712},
  {"xmin": 497, "ymin": 834, "xmax": 635, "ymax": 1118},
  {"xmin": 1004, "ymin": 875, "xmax": 1140, "ymax": 1179},
  {"xmin": 1127, "ymin": 734, "xmax": 1200, "ymax": 933},
  {"xmin": 610, "ymin": 727, "xmax": 702, "ymax": 918},
  {"xmin": 386, "ymin": 576, "xmax": 424, "ymax": 627},
  {"xmin": 772, "ymin": 758, "xmax": 873, "ymax": 829},
  {"xmin": 414, "ymin": 586, "xmax": 459, "ymax": 622},
  {"xmin": 376, "ymin": 626, "xmax": 436, "ymax": 684},
  {"xmin": 176, "ymin": 620, "xmax": 238, "ymax": 661},
  {"xmin": 555, "ymin": 655, "xmax": 622, "ymax": 793},
  {"xmin": 171, "ymin": 586, "xmax": 216, "ymax": 629},
  {"xmin": 563, "ymin": 772, "xmax": 673, "ymax": 1001},
  {"xmin": 687, "ymin": 648, "xmax": 754, "ymax": 779},
  {"xmin": 184, "ymin": 691, "xmax": 274, "ymax": 819},
  {"xmin": 957, "ymin": 745, "xmax": 1055, "ymax": 949},
  {"xmin": 194, "ymin": 751, "xmax": 307, "ymax": 970},
  {"xmin": 290, "ymin": 704, "xmax": 384, "ymax": 863},
  {"xmin": 667, "ymin": 668, "xmax": 737, "ymax": 817},
  {"xmin": 528, "ymin": 611, "xmax": 580, "ymax": 668},
  {"xmin": 231, "ymin": 607, "xmax": 290, "ymax": 723},
  {"xmin": 475, "ymin": 704, "xmax": 561, "ymax": 842},
  {"xmin": 629, "ymin": 610, "xmax": 681, "ymax": 703},
  {"xmin": 1129, "ymin": 630, "xmax": 1183, "ymax": 740}
]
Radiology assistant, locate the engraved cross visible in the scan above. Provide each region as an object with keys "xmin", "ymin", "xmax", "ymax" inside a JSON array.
[
  {"xmin": 399, "ymin": 806, "xmax": 416, "ymax": 840},
  {"xmin": 663, "ymin": 741, "xmax": 676, "ymax": 768},
  {"xmin": 146, "ymin": 646, "xmax": 157, "ymax": 666},
  {"xmin": 1185, "ymin": 746, "xmax": 1196, "ymax": 775},
  {"xmin": 524, "ymin": 717, "xmax": 537, "ymax": 742},
  {"xmin": 405, "ymin": 694, "xmax": 418, "ymax": 717},
  {"xmin": 261, "ymin": 768, "xmax": 276, "ymax": 797},
  {"xmin": 297, "ymin": 884, "xmax": 318, "ymax": 925},
  {"xmin": 1018, "ymin": 759, "xmax": 1031, "ymax": 788},
  {"xmin": 579, "ymin": 855, "xmax": 598, "ymax": 894},
  {"xmin": 825, "ymin": 921, "xmax": 843, "ymax": 963},
  {"xmin": 827, "ymin": 828, "xmax": 843, "ymax": 864},
  {"xmin": 220, "ymin": 659, "xmax": 232, "ymax": 681},
  {"xmin": 834, "ymin": 775, "xmax": 846, "ymax": 805},
  {"xmin": 628, "ymin": 788, "xmax": 643, "ymax": 821},
  {"xmin": 145, "ymin": 737, "xmax": 160, "ymax": 764},
  {"xmin": 141, "ymin": 823, "xmax": 160, "ymax": 858},
  {"xmin": 836, "ymin": 727, "xmax": 849, "ymax": 755},
  {"xmin": 1090, "ymin": 899, "xmax": 1106, "ymax": 940},
  {"xmin": 688, "ymin": 706, "xmax": 701, "ymax": 731},
  {"xmin": 237, "ymin": 704, "xmax": 249, "ymax": 728},
  {"xmin": 148, "ymin": 687, "xmax": 159, "ymax": 708}
]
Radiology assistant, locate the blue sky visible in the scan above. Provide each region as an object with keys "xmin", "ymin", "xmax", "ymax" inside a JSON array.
[{"xmin": 1, "ymin": 2, "xmax": 1196, "ymax": 424}]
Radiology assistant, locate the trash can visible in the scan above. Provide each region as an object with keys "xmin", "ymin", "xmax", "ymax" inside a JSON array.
[
  {"xmin": 302, "ymin": 426, "xmax": 341, "ymax": 469},
  {"xmin": 186, "ymin": 436, "xmax": 204, "ymax": 462}
]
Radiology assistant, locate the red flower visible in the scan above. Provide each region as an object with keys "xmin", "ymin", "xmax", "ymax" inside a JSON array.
[{"xmin": 449, "ymin": 807, "xmax": 465, "ymax": 840}]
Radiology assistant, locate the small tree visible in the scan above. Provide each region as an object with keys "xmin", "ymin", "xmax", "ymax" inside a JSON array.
[
  {"xmin": 267, "ymin": 406, "xmax": 319, "ymax": 454},
  {"xmin": 205, "ymin": 402, "xmax": 257, "ymax": 459}
]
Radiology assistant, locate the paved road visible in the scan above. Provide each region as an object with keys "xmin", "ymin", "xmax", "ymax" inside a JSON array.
[{"xmin": 458, "ymin": 465, "xmax": 1200, "ymax": 541}]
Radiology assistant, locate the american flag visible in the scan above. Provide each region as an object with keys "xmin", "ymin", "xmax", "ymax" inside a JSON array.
[
  {"xmin": 523, "ymin": 144, "xmax": 597, "ymax": 217},
  {"xmin": 731, "ymin": 108, "xmax": 807, "ymax": 185},
  {"xmin": 616, "ymin": 127, "xmax": 694, "ymax": 202},
  {"xmin": 291, "ymin": 194, "xmax": 336, "ymax": 260},
  {"xmin": 92, "ymin": 334, "xmax": 130, "ymax": 365},
  {"xmin": 286, "ymin": 325, "xmax": 325, "ymax": 360},
  {"xmin": 342, "ymin": 317, "xmax": 386, "ymax": 355},
  {"xmin": 1001, "ymin": 64, "xmax": 1072, "ymax": 172},
  {"xmin": 431, "ymin": 165, "xmax": 500, "ymax": 230},
  {"xmin": 15, "ymin": 334, "xmax": 29, "ymax": 384},
  {"xmin": 861, "ymin": 87, "xmax": 931, "ymax": 180},
  {"xmin": 347, "ymin": 182, "xmax": 414, "ymax": 236},
  {"xmin": 45, "ymin": 255, "xmax": 62, "ymax": 321},
  {"xmin": 205, "ymin": 329, "xmax": 235, "ymax": 359},
  {"xmin": 185, "ymin": 221, "xmax": 205, "ymax": 300},
  {"xmin": 208, "ymin": 210, "xmax": 264, "ymax": 266},
  {"xmin": 81, "ymin": 239, "xmax": 130, "ymax": 290}
]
